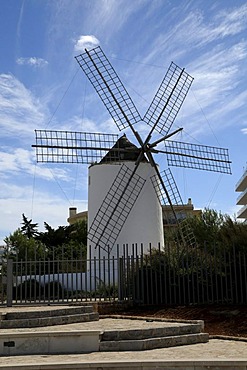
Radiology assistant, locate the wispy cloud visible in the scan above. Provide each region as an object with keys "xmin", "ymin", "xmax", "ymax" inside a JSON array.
[
  {"xmin": 177, "ymin": 3, "xmax": 247, "ymax": 49},
  {"xmin": 16, "ymin": 57, "xmax": 48, "ymax": 67},
  {"xmin": 140, "ymin": 3, "xmax": 247, "ymax": 68},
  {"xmin": 184, "ymin": 40, "xmax": 247, "ymax": 129},
  {"xmin": 59, "ymin": 115, "xmax": 117, "ymax": 134},
  {"xmin": 83, "ymin": 0, "xmax": 147, "ymax": 39},
  {"xmin": 74, "ymin": 35, "xmax": 99, "ymax": 52},
  {"xmin": 214, "ymin": 3, "xmax": 247, "ymax": 37},
  {"xmin": 0, "ymin": 146, "xmax": 72, "ymax": 184},
  {"xmin": 0, "ymin": 74, "xmax": 47, "ymax": 137}
]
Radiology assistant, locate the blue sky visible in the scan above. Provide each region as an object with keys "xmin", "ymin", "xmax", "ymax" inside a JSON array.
[{"xmin": 0, "ymin": 0, "xmax": 247, "ymax": 244}]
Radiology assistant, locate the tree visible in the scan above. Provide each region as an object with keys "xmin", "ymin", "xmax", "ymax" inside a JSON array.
[
  {"xmin": 4, "ymin": 215, "xmax": 88, "ymax": 263},
  {"xmin": 37, "ymin": 220, "xmax": 87, "ymax": 259},
  {"xmin": 178, "ymin": 208, "xmax": 247, "ymax": 252},
  {"xmin": 3, "ymin": 229, "xmax": 44, "ymax": 261},
  {"xmin": 20, "ymin": 214, "xmax": 39, "ymax": 239}
]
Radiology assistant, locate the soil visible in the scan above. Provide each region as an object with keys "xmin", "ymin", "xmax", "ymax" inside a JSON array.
[{"xmin": 118, "ymin": 305, "xmax": 247, "ymax": 338}]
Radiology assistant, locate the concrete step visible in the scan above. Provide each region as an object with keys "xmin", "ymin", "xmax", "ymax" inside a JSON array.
[
  {"xmin": 0, "ymin": 312, "xmax": 99, "ymax": 329},
  {"xmin": 100, "ymin": 332, "xmax": 209, "ymax": 351},
  {"xmin": 101, "ymin": 322, "xmax": 202, "ymax": 341},
  {"xmin": 99, "ymin": 318, "xmax": 208, "ymax": 352},
  {"xmin": 4, "ymin": 305, "xmax": 94, "ymax": 320}
]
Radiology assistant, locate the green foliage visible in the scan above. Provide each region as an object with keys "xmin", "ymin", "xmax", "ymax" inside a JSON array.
[
  {"xmin": 3, "ymin": 215, "xmax": 88, "ymax": 262},
  {"xmin": 186, "ymin": 208, "xmax": 225, "ymax": 245},
  {"xmin": 166, "ymin": 208, "xmax": 247, "ymax": 253},
  {"xmin": 3, "ymin": 229, "xmax": 45, "ymax": 261},
  {"xmin": 217, "ymin": 214, "xmax": 247, "ymax": 252},
  {"xmin": 143, "ymin": 244, "xmax": 215, "ymax": 274}
]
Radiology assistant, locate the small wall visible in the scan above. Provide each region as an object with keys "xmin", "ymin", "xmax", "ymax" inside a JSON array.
[
  {"xmin": 97, "ymin": 300, "xmax": 133, "ymax": 315},
  {"xmin": 0, "ymin": 330, "xmax": 100, "ymax": 356}
]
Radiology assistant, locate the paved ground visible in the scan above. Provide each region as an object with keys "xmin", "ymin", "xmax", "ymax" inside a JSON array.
[{"xmin": 0, "ymin": 339, "xmax": 246, "ymax": 367}]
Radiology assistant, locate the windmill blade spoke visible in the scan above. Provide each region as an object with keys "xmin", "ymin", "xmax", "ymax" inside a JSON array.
[
  {"xmin": 143, "ymin": 62, "xmax": 193, "ymax": 137},
  {"xmin": 32, "ymin": 130, "xmax": 119, "ymax": 164},
  {"xmin": 75, "ymin": 46, "xmax": 142, "ymax": 132},
  {"xmin": 163, "ymin": 140, "xmax": 232, "ymax": 174},
  {"xmin": 88, "ymin": 164, "xmax": 146, "ymax": 253},
  {"xmin": 151, "ymin": 168, "xmax": 197, "ymax": 246}
]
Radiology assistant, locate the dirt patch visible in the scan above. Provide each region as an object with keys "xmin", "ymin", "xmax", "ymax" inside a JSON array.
[{"xmin": 117, "ymin": 305, "xmax": 247, "ymax": 338}]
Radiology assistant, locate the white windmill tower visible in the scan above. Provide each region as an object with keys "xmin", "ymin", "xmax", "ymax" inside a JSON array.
[
  {"xmin": 33, "ymin": 46, "xmax": 232, "ymax": 268},
  {"xmin": 87, "ymin": 133, "xmax": 164, "ymax": 260}
]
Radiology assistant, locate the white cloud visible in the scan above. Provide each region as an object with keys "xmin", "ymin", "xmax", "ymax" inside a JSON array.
[
  {"xmin": 16, "ymin": 57, "xmax": 48, "ymax": 67},
  {"xmin": 141, "ymin": 3, "xmax": 247, "ymax": 68},
  {"xmin": 214, "ymin": 3, "xmax": 247, "ymax": 37},
  {"xmin": 179, "ymin": 4, "xmax": 247, "ymax": 48},
  {"xmin": 74, "ymin": 35, "xmax": 100, "ymax": 52},
  {"xmin": 241, "ymin": 128, "xmax": 247, "ymax": 135},
  {"xmin": 174, "ymin": 40, "xmax": 247, "ymax": 137},
  {"xmin": 0, "ymin": 186, "xmax": 88, "ymax": 244},
  {"xmin": 0, "ymin": 147, "xmax": 71, "ymax": 182},
  {"xmin": 0, "ymin": 74, "xmax": 47, "ymax": 137}
]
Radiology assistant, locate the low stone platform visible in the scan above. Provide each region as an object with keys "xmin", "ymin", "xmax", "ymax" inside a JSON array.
[
  {"xmin": 0, "ymin": 313, "xmax": 208, "ymax": 355},
  {"xmin": 0, "ymin": 306, "xmax": 246, "ymax": 369}
]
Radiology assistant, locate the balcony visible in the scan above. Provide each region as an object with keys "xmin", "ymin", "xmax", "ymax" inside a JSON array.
[
  {"xmin": 235, "ymin": 169, "xmax": 247, "ymax": 192},
  {"xmin": 236, "ymin": 187, "xmax": 247, "ymax": 205},
  {"xmin": 237, "ymin": 204, "xmax": 247, "ymax": 219}
]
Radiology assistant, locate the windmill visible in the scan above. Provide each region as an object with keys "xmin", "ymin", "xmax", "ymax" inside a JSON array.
[{"xmin": 33, "ymin": 46, "xmax": 231, "ymax": 258}]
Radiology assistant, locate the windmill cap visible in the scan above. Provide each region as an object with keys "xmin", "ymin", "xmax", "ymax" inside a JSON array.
[{"xmin": 100, "ymin": 134, "xmax": 147, "ymax": 163}]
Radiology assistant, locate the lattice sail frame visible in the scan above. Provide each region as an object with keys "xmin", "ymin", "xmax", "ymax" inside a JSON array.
[
  {"xmin": 75, "ymin": 47, "xmax": 142, "ymax": 132},
  {"xmin": 34, "ymin": 130, "xmax": 119, "ymax": 164},
  {"xmin": 151, "ymin": 168, "xmax": 197, "ymax": 246},
  {"xmin": 143, "ymin": 62, "xmax": 194, "ymax": 136},
  {"xmin": 163, "ymin": 140, "xmax": 231, "ymax": 174},
  {"xmin": 75, "ymin": 47, "xmax": 194, "ymax": 140}
]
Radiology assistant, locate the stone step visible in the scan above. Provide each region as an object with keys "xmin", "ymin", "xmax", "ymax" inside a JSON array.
[
  {"xmin": 100, "ymin": 332, "xmax": 209, "ymax": 352},
  {"xmin": 101, "ymin": 322, "xmax": 202, "ymax": 341},
  {"xmin": 4, "ymin": 305, "xmax": 94, "ymax": 320},
  {"xmin": 0, "ymin": 312, "xmax": 99, "ymax": 329}
]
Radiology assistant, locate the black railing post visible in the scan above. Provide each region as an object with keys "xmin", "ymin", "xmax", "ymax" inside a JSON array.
[
  {"xmin": 118, "ymin": 257, "xmax": 124, "ymax": 301},
  {"xmin": 7, "ymin": 259, "xmax": 13, "ymax": 307}
]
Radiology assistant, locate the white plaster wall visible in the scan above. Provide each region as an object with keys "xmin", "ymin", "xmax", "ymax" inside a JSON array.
[{"xmin": 87, "ymin": 161, "xmax": 164, "ymax": 261}]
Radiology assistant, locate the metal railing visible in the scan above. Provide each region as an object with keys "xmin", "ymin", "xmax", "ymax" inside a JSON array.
[{"xmin": 1, "ymin": 242, "xmax": 246, "ymax": 306}]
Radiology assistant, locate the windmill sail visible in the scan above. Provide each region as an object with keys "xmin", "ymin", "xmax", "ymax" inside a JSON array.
[
  {"xmin": 162, "ymin": 140, "xmax": 231, "ymax": 174},
  {"xmin": 33, "ymin": 130, "xmax": 119, "ymax": 164},
  {"xmin": 151, "ymin": 168, "xmax": 197, "ymax": 246},
  {"xmin": 75, "ymin": 47, "xmax": 142, "ymax": 132},
  {"xmin": 143, "ymin": 62, "xmax": 193, "ymax": 137}
]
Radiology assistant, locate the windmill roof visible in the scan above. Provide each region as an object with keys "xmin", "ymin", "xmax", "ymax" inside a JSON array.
[{"xmin": 100, "ymin": 134, "xmax": 147, "ymax": 163}]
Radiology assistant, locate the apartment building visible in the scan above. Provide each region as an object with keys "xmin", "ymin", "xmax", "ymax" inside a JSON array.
[
  {"xmin": 67, "ymin": 198, "xmax": 201, "ymax": 230},
  {"xmin": 236, "ymin": 166, "xmax": 247, "ymax": 222}
]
